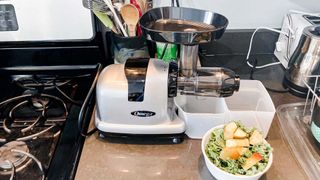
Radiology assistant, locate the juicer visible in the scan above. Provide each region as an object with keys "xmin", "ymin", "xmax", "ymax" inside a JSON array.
[{"xmin": 95, "ymin": 7, "xmax": 240, "ymax": 142}]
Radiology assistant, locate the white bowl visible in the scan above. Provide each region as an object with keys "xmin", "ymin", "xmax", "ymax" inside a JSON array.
[{"xmin": 201, "ymin": 125, "xmax": 273, "ymax": 180}]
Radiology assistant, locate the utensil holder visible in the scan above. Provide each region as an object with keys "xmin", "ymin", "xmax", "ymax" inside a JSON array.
[{"xmin": 111, "ymin": 33, "xmax": 150, "ymax": 64}]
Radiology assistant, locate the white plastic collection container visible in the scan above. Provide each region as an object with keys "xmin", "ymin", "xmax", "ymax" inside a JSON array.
[{"xmin": 174, "ymin": 80, "xmax": 276, "ymax": 139}]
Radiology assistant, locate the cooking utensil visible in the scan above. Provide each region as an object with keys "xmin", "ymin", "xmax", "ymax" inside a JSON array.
[
  {"xmin": 130, "ymin": 0, "xmax": 143, "ymax": 36},
  {"xmin": 120, "ymin": 4, "xmax": 140, "ymax": 36},
  {"xmin": 82, "ymin": 0, "xmax": 109, "ymax": 13},
  {"xmin": 130, "ymin": 0, "xmax": 143, "ymax": 16},
  {"xmin": 141, "ymin": 0, "xmax": 147, "ymax": 11},
  {"xmin": 136, "ymin": 0, "xmax": 145, "ymax": 13},
  {"xmin": 113, "ymin": 2, "xmax": 123, "ymax": 11},
  {"xmin": 284, "ymin": 25, "xmax": 320, "ymax": 97},
  {"xmin": 103, "ymin": 0, "xmax": 128, "ymax": 37},
  {"xmin": 142, "ymin": 0, "xmax": 152, "ymax": 11},
  {"xmin": 93, "ymin": 10, "xmax": 118, "ymax": 34}
]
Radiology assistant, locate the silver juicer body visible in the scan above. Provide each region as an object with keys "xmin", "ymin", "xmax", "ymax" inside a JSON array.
[
  {"xmin": 95, "ymin": 7, "xmax": 240, "ymax": 141},
  {"xmin": 95, "ymin": 58, "xmax": 185, "ymax": 135}
]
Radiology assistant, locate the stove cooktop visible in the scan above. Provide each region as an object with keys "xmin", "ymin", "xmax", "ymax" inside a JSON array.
[{"xmin": 0, "ymin": 65, "xmax": 101, "ymax": 180}]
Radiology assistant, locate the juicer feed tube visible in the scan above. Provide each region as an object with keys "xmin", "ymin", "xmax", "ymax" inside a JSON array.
[{"xmin": 179, "ymin": 45, "xmax": 198, "ymax": 77}]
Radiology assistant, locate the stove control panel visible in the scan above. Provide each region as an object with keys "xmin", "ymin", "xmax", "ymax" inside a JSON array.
[{"xmin": 0, "ymin": 0, "xmax": 94, "ymax": 42}]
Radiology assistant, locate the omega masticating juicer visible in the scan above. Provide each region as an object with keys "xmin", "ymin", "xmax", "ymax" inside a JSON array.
[{"xmin": 95, "ymin": 7, "xmax": 240, "ymax": 143}]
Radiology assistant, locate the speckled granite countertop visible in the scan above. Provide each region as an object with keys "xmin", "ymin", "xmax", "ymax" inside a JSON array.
[
  {"xmin": 75, "ymin": 91, "xmax": 306, "ymax": 180},
  {"xmin": 75, "ymin": 54, "xmax": 308, "ymax": 180}
]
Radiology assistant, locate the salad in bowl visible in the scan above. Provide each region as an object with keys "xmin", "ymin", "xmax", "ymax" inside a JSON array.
[{"xmin": 201, "ymin": 122, "xmax": 273, "ymax": 180}]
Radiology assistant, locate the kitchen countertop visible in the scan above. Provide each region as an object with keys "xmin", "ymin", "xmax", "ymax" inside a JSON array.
[{"xmin": 75, "ymin": 54, "xmax": 308, "ymax": 180}]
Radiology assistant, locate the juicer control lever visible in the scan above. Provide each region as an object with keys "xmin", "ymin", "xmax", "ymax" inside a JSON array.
[{"xmin": 168, "ymin": 61, "xmax": 178, "ymax": 98}]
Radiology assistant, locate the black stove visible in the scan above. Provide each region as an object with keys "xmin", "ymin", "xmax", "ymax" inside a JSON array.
[{"xmin": 0, "ymin": 65, "xmax": 101, "ymax": 180}]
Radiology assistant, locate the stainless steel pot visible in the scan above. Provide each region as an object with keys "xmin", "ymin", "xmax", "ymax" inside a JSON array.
[{"xmin": 284, "ymin": 26, "xmax": 320, "ymax": 97}]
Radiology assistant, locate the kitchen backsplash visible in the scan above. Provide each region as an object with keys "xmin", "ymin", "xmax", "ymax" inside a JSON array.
[
  {"xmin": 153, "ymin": 0, "xmax": 320, "ymax": 29},
  {"xmin": 199, "ymin": 30, "xmax": 278, "ymax": 55}
]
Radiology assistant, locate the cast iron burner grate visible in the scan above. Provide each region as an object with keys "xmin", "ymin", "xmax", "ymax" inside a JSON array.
[
  {"xmin": 0, "ymin": 92, "xmax": 68, "ymax": 143},
  {"xmin": 0, "ymin": 76, "xmax": 71, "ymax": 179},
  {"xmin": 0, "ymin": 64, "xmax": 100, "ymax": 180}
]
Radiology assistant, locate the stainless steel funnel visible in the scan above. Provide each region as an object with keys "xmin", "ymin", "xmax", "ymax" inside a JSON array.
[
  {"xmin": 139, "ymin": 6, "xmax": 228, "ymax": 45},
  {"xmin": 139, "ymin": 7, "xmax": 228, "ymax": 77}
]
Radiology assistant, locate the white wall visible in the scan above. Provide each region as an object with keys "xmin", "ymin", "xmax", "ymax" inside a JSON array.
[{"xmin": 153, "ymin": 0, "xmax": 320, "ymax": 29}]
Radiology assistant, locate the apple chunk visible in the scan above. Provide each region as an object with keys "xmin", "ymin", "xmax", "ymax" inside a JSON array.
[
  {"xmin": 220, "ymin": 147, "xmax": 248, "ymax": 160},
  {"xmin": 242, "ymin": 153, "xmax": 263, "ymax": 170},
  {"xmin": 224, "ymin": 122, "xmax": 238, "ymax": 140},
  {"xmin": 226, "ymin": 138, "xmax": 250, "ymax": 148},
  {"xmin": 220, "ymin": 147, "xmax": 240, "ymax": 160},
  {"xmin": 249, "ymin": 130, "xmax": 264, "ymax": 145},
  {"xmin": 234, "ymin": 128, "xmax": 248, "ymax": 139}
]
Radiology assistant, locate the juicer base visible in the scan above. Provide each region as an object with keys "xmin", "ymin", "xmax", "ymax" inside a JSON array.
[
  {"xmin": 95, "ymin": 110, "xmax": 186, "ymax": 135},
  {"xmin": 98, "ymin": 131, "xmax": 185, "ymax": 144}
]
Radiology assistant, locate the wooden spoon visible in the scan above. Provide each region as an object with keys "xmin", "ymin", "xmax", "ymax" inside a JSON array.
[
  {"xmin": 136, "ymin": 0, "xmax": 145, "ymax": 13},
  {"xmin": 120, "ymin": 4, "xmax": 140, "ymax": 37},
  {"xmin": 141, "ymin": 0, "xmax": 149, "ymax": 11}
]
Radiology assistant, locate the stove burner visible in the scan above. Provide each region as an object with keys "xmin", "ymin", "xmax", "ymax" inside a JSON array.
[
  {"xmin": 0, "ymin": 94, "xmax": 67, "ymax": 142},
  {"xmin": 0, "ymin": 141, "xmax": 45, "ymax": 180},
  {"xmin": 14, "ymin": 75, "xmax": 71, "ymax": 91},
  {"xmin": 12, "ymin": 149, "xmax": 45, "ymax": 180},
  {"xmin": 30, "ymin": 97, "xmax": 49, "ymax": 111},
  {"xmin": 0, "ymin": 65, "xmax": 100, "ymax": 180},
  {"xmin": 13, "ymin": 75, "xmax": 84, "ymax": 106},
  {"xmin": 3, "ymin": 100, "xmax": 46, "ymax": 134},
  {"xmin": 0, "ymin": 141, "xmax": 29, "ymax": 170}
]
